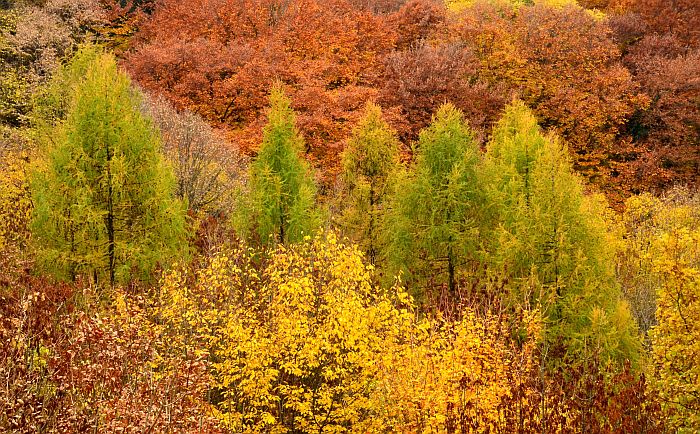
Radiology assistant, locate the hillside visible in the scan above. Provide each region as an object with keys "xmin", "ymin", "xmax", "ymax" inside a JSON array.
[{"xmin": 0, "ymin": 0, "xmax": 699, "ymax": 432}]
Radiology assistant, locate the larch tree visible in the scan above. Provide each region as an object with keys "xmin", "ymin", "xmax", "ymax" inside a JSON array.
[
  {"xmin": 386, "ymin": 103, "xmax": 482, "ymax": 300},
  {"xmin": 30, "ymin": 47, "xmax": 187, "ymax": 286},
  {"xmin": 480, "ymin": 100, "xmax": 641, "ymax": 366},
  {"xmin": 338, "ymin": 102, "xmax": 400, "ymax": 265},
  {"xmin": 246, "ymin": 84, "xmax": 317, "ymax": 246}
]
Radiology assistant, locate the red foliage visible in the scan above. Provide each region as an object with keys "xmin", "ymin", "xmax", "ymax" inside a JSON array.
[
  {"xmin": 388, "ymin": 0, "xmax": 447, "ymax": 50},
  {"xmin": 125, "ymin": 0, "xmax": 394, "ymax": 180},
  {"xmin": 123, "ymin": 0, "xmax": 698, "ymax": 197},
  {"xmin": 346, "ymin": 0, "xmax": 411, "ymax": 14},
  {"xmin": 379, "ymin": 42, "xmax": 509, "ymax": 145},
  {"xmin": 450, "ymin": 3, "xmax": 647, "ymax": 190},
  {"xmin": 630, "ymin": 0, "xmax": 700, "ymax": 47},
  {"xmin": 0, "ymin": 250, "xmax": 218, "ymax": 433},
  {"xmin": 609, "ymin": 0, "xmax": 700, "ymax": 193}
]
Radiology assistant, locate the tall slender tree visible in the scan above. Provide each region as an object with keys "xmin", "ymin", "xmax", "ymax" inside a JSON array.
[
  {"xmin": 246, "ymin": 84, "xmax": 317, "ymax": 246},
  {"xmin": 481, "ymin": 100, "xmax": 640, "ymax": 365},
  {"xmin": 30, "ymin": 47, "xmax": 187, "ymax": 286},
  {"xmin": 386, "ymin": 103, "xmax": 482, "ymax": 300},
  {"xmin": 338, "ymin": 102, "xmax": 399, "ymax": 265}
]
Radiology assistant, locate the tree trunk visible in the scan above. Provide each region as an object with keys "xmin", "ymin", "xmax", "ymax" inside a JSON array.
[{"xmin": 106, "ymin": 139, "xmax": 115, "ymax": 287}]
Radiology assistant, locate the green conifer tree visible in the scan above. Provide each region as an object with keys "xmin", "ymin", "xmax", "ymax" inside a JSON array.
[
  {"xmin": 246, "ymin": 84, "xmax": 317, "ymax": 245},
  {"xmin": 338, "ymin": 102, "xmax": 399, "ymax": 265},
  {"xmin": 481, "ymin": 100, "xmax": 640, "ymax": 366},
  {"xmin": 386, "ymin": 103, "xmax": 482, "ymax": 300},
  {"xmin": 30, "ymin": 47, "xmax": 187, "ymax": 286}
]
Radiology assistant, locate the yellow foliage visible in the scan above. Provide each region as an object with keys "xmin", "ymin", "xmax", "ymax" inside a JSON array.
[
  {"xmin": 377, "ymin": 309, "xmax": 542, "ymax": 432},
  {"xmin": 446, "ymin": 0, "xmax": 581, "ymax": 13},
  {"xmin": 0, "ymin": 147, "xmax": 32, "ymax": 249},
  {"xmin": 619, "ymin": 189, "xmax": 700, "ymax": 430},
  {"xmin": 618, "ymin": 190, "xmax": 700, "ymax": 334},
  {"xmin": 161, "ymin": 234, "xmax": 401, "ymax": 432},
  {"xmin": 648, "ymin": 227, "xmax": 700, "ymax": 431},
  {"xmin": 158, "ymin": 233, "xmax": 543, "ymax": 433}
]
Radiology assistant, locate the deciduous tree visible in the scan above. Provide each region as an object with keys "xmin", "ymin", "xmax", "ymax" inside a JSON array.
[
  {"xmin": 386, "ymin": 103, "xmax": 482, "ymax": 300},
  {"xmin": 379, "ymin": 42, "xmax": 508, "ymax": 145},
  {"xmin": 337, "ymin": 102, "xmax": 399, "ymax": 265},
  {"xmin": 140, "ymin": 94, "xmax": 246, "ymax": 216},
  {"xmin": 648, "ymin": 200, "xmax": 700, "ymax": 431},
  {"xmin": 451, "ymin": 2, "xmax": 647, "ymax": 192},
  {"xmin": 243, "ymin": 84, "xmax": 317, "ymax": 245},
  {"xmin": 125, "ymin": 0, "xmax": 394, "ymax": 182},
  {"xmin": 30, "ymin": 47, "xmax": 187, "ymax": 285},
  {"xmin": 481, "ymin": 100, "xmax": 640, "ymax": 365}
]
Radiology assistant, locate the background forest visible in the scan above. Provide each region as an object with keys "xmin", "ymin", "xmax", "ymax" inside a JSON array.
[{"xmin": 0, "ymin": 0, "xmax": 698, "ymax": 432}]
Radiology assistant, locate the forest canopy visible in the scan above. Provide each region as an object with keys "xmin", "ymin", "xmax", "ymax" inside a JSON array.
[{"xmin": 0, "ymin": 0, "xmax": 698, "ymax": 432}]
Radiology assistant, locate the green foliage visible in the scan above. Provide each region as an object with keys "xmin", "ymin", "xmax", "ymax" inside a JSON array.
[
  {"xmin": 386, "ymin": 103, "xmax": 482, "ymax": 299},
  {"xmin": 30, "ymin": 46, "xmax": 187, "ymax": 285},
  {"xmin": 32, "ymin": 44, "xmax": 101, "ymax": 124},
  {"xmin": 243, "ymin": 84, "xmax": 317, "ymax": 246},
  {"xmin": 481, "ymin": 100, "xmax": 640, "ymax": 366},
  {"xmin": 338, "ymin": 102, "xmax": 399, "ymax": 265}
]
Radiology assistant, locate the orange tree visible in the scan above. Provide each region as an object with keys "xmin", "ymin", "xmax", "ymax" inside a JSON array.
[
  {"xmin": 124, "ymin": 0, "xmax": 395, "ymax": 181},
  {"xmin": 449, "ymin": 1, "xmax": 648, "ymax": 193}
]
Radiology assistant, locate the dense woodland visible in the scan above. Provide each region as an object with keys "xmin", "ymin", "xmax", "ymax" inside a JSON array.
[{"xmin": 0, "ymin": 0, "xmax": 698, "ymax": 432}]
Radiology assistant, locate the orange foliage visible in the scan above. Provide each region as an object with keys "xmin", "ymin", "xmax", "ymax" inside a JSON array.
[
  {"xmin": 122, "ymin": 0, "xmax": 698, "ymax": 197},
  {"xmin": 609, "ymin": 0, "xmax": 700, "ymax": 193},
  {"xmin": 125, "ymin": 0, "xmax": 395, "ymax": 180},
  {"xmin": 450, "ymin": 3, "xmax": 648, "ymax": 190}
]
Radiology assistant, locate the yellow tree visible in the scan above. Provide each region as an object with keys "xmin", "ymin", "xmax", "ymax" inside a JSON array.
[
  {"xmin": 160, "ymin": 233, "xmax": 407, "ymax": 432},
  {"xmin": 649, "ymin": 228, "xmax": 700, "ymax": 430},
  {"xmin": 158, "ymin": 232, "xmax": 544, "ymax": 433},
  {"xmin": 640, "ymin": 190, "xmax": 700, "ymax": 431},
  {"xmin": 0, "ymin": 145, "xmax": 31, "ymax": 250}
]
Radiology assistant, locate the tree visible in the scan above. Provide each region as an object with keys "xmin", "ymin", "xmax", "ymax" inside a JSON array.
[
  {"xmin": 124, "ymin": 0, "xmax": 395, "ymax": 183},
  {"xmin": 615, "ymin": 189, "xmax": 700, "ymax": 337},
  {"xmin": 158, "ymin": 231, "xmax": 548, "ymax": 433},
  {"xmin": 0, "ymin": 0, "xmax": 106, "ymax": 120},
  {"xmin": 338, "ymin": 102, "xmax": 399, "ymax": 265},
  {"xmin": 30, "ymin": 47, "xmax": 186, "ymax": 285},
  {"xmin": 451, "ymin": 2, "xmax": 647, "ymax": 195},
  {"xmin": 388, "ymin": 0, "xmax": 446, "ymax": 50},
  {"xmin": 610, "ymin": 0, "xmax": 700, "ymax": 193},
  {"xmin": 386, "ymin": 103, "xmax": 482, "ymax": 300},
  {"xmin": 618, "ymin": 188, "xmax": 700, "ymax": 430},
  {"xmin": 159, "ymin": 232, "xmax": 411, "ymax": 433},
  {"xmin": 481, "ymin": 100, "xmax": 640, "ymax": 365},
  {"xmin": 140, "ymin": 94, "xmax": 246, "ymax": 216},
  {"xmin": 0, "ymin": 139, "xmax": 31, "ymax": 251},
  {"xmin": 245, "ymin": 84, "xmax": 317, "ymax": 246},
  {"xmin": 379, "ymin": 42, "xmax": 508, "ymax": 144},
  {"xmin": 648, "ymin": 206, "xmax": 700, "ymax": 431}
]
